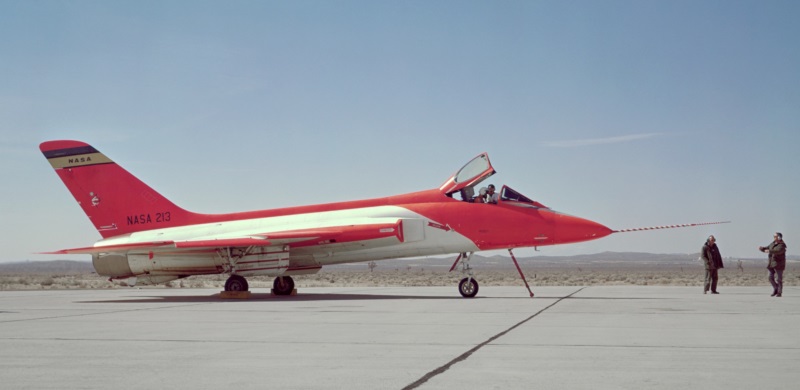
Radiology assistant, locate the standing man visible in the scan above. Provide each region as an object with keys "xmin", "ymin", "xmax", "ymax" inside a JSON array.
[
  {"xmin": 759, "ymin": 232, "xmax": 787, "ymax": 297},
  {"xmin": 702, "ymin": 235, "xmax": 724, "ymax": 294}
]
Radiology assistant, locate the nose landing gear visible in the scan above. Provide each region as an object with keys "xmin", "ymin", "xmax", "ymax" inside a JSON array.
[
  {"xmin": 449, "ymin": 249, "xmax": 535, "ymax": 298},
  {"xmin": 458, "ymin": 277, "xmax": 479, "ymax": 298},
  {"xmin": 451, "ymin": 252, "xmax": 479, "ymax": 298}
]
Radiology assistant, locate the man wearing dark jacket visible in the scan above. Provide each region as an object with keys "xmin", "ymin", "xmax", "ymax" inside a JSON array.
[
  {"xmin": 760, "ymin": 232, "xmax": 787, "ymax": 297},
  {"xmin": 702, "ymin": 235, "xmax": 724, "ymax": 294}
]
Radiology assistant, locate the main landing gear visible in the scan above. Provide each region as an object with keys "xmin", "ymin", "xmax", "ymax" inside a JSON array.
[
  {"xmin": 222, "ymin": 274, "xmax": 296, "ymax": 296},
  {"xmin": 272, "ymin": 276, "xmax": 295, "ymax": 296},
  {"xmin": 220, "ymin": 246, "xmax": 295, "ymax": 295},
  {"xmin": 224, "ymin": 274, "xmax": 249, "ymax": 292}
]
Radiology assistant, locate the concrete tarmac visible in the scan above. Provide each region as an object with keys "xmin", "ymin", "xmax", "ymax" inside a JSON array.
[{"xmin": 1, "ymin": 286, "xmax": 798, "ymax": 389}]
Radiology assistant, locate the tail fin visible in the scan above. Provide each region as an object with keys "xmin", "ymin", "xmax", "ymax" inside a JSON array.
[{"xmin": 40, "ymin": 140, "xmax": 202, "ymax": 238}]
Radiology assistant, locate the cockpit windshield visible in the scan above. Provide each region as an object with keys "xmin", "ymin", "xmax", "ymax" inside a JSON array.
[
  {"xmin": 453, "ymin": 182, "xmax": 548, "ymax": 208},
  {"xmin": 500, "ymin": 185, "xmax": 549, "ymax": 209},
  {"xmin": 501, "ymin": 186, "xmax": 534, "ymax": 203}
]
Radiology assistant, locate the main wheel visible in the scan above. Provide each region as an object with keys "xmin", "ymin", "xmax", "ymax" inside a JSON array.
[
  {"xmin": 273, "ymin": 276, "xmax": 295, "ymax": 296},
  {"xmin": 458, "ymin": 277, "xmax": 479, "ymax": 298},
  {"xmin": 224, "ymin": 275, "xmax": 249, "ymax": 292}
]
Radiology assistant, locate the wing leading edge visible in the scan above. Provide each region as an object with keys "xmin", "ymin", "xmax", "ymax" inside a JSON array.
[{"xmin": 46, "ymin": 219, "xmax": 412, "ymax": 254}]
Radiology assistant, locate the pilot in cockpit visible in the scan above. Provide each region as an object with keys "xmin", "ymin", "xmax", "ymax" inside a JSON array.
[
  {"xmin": 459, "ymin": 187, "xmax": 475, "ymax": 202},
  {"xmin": 462, "ymin": 185, "xmax": 499, "ymax": 204},
  {"xmin": 476, "ymin": 187, "xmax": 487, "ymax": 203},
  {"xmin": 485, "ymin": 184, "xmax": 499, "ymax": 204}
]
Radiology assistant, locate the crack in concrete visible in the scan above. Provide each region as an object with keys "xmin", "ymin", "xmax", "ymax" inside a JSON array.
[{"xmin": 402, "ymin": 287, "xmax": 586, "ymax": 390}]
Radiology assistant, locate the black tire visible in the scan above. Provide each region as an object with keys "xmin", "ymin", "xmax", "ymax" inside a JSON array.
[
  {"xmin": 225, "ymin": 275, "xmax": 249, "ymax": 292},
  {"xmin": 458, "ymin": 277, "xmax": 479, "ymax": 298},
  {"xmin": 273, "ymin": 276, "xmax": 295, "ymax": 296}
]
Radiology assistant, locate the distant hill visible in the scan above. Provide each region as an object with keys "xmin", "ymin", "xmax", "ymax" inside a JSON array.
[
  {"xmin": 521, "ymin": 253, "xmax": 800, "ymax": 270},
  {"xmin": 0, "ymin": 260, "xmax": 94, "ymax": 274},
  {"xmin": 330, "ymin": 251, "xmax": 788, "ymax": 270},
  {"xmin": 1, "ymin": 252, "xmax": 796, "ymax": 273}
]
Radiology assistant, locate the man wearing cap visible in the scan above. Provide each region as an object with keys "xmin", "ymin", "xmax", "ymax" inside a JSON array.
[
  {"xmin": 485, "ymin": 184, "xmax": 499, "ymax": 204},
  {"xmin": 759, "ymin": 233, "xmax": 787, "ymax": 297},
  {"xmin": 701, "ymin": 235, "xmax": 724, "ymax": 294}
]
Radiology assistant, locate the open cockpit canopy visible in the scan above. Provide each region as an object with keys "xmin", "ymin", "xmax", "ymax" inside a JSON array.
[
  {"xmin": 441, "ymin": 153, "xmax": 548, "ymax": 209},
  {"xmin": 439, "ymin": 153, "xmax": 495, "ymax": 195}
]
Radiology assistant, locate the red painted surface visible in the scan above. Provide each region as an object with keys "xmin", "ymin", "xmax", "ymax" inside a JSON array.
[{"xmin": 41, "ymin": 140, "xmax": 614, "ymax": 254}]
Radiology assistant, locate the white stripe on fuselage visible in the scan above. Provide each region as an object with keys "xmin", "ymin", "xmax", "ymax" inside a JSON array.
[{"xmin": 94, "ymin": 206, "xmax": 479, "ymax": 262}]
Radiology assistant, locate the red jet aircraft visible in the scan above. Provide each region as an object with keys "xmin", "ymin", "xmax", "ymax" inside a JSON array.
[{"xmin": 40, "ymin": 140, "xmax": 727, "ymax": 297}]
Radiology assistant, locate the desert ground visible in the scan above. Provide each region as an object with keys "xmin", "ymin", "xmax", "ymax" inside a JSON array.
[{"xmin": 1, "ymin": 258, "xmax": 797, "ymax": 291}]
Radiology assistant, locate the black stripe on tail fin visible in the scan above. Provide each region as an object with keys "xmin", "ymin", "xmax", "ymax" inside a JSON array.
[{"xmin": 40, "ymin": 140, "xmax": 204, "ymax": 238}]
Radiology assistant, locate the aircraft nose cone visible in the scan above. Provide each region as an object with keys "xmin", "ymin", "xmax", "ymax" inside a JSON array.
[{"xmin": 552, "ymin": 213, "xmax": 612, "ymax": 244}]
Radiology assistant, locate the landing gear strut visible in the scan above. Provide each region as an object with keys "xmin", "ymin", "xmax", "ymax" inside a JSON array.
[
  {"xmin": 272, "ymin": 276, "xmax": 295, "ymax": 295},
  {"xmin": 451, "ymin": 252, "xmax": 479, "ymax": 298},
  {"xmin": 508, "ymin": 248, "xmax": 534, "ymax": 298},
  {"xmin": 450, "ymin": 250, "xmax": 535, "ymax": 298},
  {"xmin": 224, "ymin": 274, "xmax": 249, "ymax": 292}
]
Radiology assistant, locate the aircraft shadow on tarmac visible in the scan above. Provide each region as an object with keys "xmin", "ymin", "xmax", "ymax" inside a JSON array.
[
  {"xmin": 77, "ymin": 293, "xmax": 457, "ymax": 304},
  {"xmin": 76, "ymin": 292, "xmax": 670, "ymax": 304}
]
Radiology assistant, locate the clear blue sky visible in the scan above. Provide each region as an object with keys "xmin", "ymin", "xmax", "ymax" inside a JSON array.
[{"xmin": 1, "ymin": 0, "xmax": 797, "ymax": 262}]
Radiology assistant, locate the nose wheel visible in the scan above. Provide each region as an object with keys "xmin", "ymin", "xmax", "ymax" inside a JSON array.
[
  {"xmin": 458, "ymin": 277, "xmax": 479, "ymax": 298},
  {"xmin": 451, "ymin": 252, "xmax": 479, "ymax": 298}
]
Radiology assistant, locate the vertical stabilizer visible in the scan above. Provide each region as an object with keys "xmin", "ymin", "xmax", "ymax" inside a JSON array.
[{"xmin": 40, "ymin": 140, "xmax": 201, "ymax": 238}]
